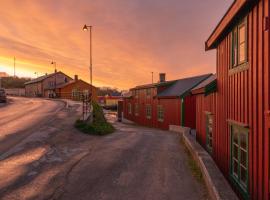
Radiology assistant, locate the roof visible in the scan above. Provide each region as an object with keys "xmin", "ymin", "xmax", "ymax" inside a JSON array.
[
  {"xmin": 24, "ymin": 71, "xmax": 70, "ymax": 85},
  {"xmin": 206, "ymin": 0, "xmax": 257, "ymax": 50},
  {"xmin": 44, "ymin": 79, "xmax": 96, "ymax": 90},
  {"xmin": 192, "ymin": 74, "xmax": 217, "ymax": 91},
  {"xmin": 130, "ymin": 80, "xmax": 177, "ymax": 91},
  {"xmin": 157, "ymin": 74, "xmax": 212, "ymax": 98}
]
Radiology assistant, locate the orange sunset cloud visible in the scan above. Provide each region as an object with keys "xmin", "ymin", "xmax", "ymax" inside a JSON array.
[{"xmin": 0, "ymin": 0, "xmax": 232, "ymax": 89}]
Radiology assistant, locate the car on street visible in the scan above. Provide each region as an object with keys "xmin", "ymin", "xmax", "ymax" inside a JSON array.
[{"xmin": 0, "ymin": 88, "xmax": 7, "ymax": 103}]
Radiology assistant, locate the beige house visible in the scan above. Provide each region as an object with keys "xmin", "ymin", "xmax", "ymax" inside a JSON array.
[{"xmin": 25, "ymin": 71, "xmax": 72, "ymax": 97}]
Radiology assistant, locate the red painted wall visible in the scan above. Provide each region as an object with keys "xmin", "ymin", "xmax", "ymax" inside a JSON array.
[
  {"xmin": 195, "ymin": 93, "xmax": 217, "ymax": 152},
  {"xmin": 123, "ymin": 90, "xmax": 198, "ymax": 130},
  {"xmin": 212, "ymin": 1, "xmax": 269, "ymax": 199},
  {"xmin": 184, "ymin": 95, "xmax": 197, "ymax": 129}
]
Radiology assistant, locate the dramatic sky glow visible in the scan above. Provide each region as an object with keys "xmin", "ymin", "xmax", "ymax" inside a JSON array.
[{"xmin": 0, "ymin": 0, "xmax": 232, "ymax": 89}]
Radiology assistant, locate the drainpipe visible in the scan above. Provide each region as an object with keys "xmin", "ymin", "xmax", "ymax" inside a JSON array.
[{"xmin": 181, "ymin": 98, "xmax": 185, "ymax": 126}]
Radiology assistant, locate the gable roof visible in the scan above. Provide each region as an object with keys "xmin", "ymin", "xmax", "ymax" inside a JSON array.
[
  {"xmin": 55, "ymin": 79, "xmax": 97, "ymax": 89},
  {"xmin": 157, "ymin": 74, "xmax": 212, "ymax": 98},
  {"xmin": 24, "ymin": 71, "xmax": 72, "ymax": 85},
  {"xmin": 192, "ymin": 74, "xmax": 217, "ymax": 91},
  {"xmin": 206, "ymin": 0, "xmax": 257, "ymax": 50}
]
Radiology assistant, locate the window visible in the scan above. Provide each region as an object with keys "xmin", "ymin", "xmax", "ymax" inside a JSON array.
[
  {"xmin": 231, "ymin": 18, "xmax": 247, "ymax": 68},
  {"xmin": 135, "ymin": 90, "xmax": 139, "ymax": 99},
  {"xmin": 157, "ymin": 105, "xmax": 164, "ymax": 122},
  {"xmin": 83, "ymin": 90, "xmax": 89, "ymax": 97},
  {"xmin": 135, "ymin": 104, "xmax": 139, "ymax": 116},
  {"xmin": 146, "ymin": 88, "xmax": 151, "ymax": 97},
  {"xmin": 146, "ymin": 105, "xmax": 152, "ymax": 119},
  {"xmin": 128, "ymin": 103, "xmax": 132, "ymax": 115},
  {"xmin": 230, "ymin": 124, "xmax": 249, "ymax": 197},
  {"xmin": 206, "ymin": 113, "xmax": 213, "ymax": 153},
  {"xmin": 72, "ymin": 89, "xmax": 79, "ymax": 100}
]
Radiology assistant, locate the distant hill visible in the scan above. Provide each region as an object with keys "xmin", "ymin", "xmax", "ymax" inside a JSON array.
[
  {"xmin": 1, "ymin": 76, "xmax": 31, "ymax": 88},
  {"xmin": 97, "ymin": 87, "xmax": 122, "ymax": 96}
]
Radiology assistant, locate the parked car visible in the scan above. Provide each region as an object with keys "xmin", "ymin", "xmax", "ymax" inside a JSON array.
[{"xmin": 0, "ymin": 88, "xmax": 7, "ymax": 103}]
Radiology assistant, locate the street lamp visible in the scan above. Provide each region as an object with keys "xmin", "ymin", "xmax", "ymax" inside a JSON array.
[
  {"xmin": 83, "ymin": 24, "xmax": 93, "ymax": 101},
  {"xmin": 51, "ymin": 61, "xmax": 57, "ymax": 98}
]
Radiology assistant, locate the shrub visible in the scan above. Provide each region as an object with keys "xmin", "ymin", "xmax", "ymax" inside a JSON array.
[{"xmin": 75, "ymin": 101, "xmax": 115, "ymax": 135}]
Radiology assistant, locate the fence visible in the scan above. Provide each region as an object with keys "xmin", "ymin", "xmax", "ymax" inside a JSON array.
[{"xmin": 5, "ymin": 88, "xmax": 25, "ymax": 96}]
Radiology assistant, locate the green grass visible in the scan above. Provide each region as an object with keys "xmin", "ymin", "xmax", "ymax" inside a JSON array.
[
  {"xmin": 75, "ymin": 101, "xmax": 115, "ymax": 136},
  {"xmin": 181, "ymin": 138, "xmax": 203, "ymax": 182}
]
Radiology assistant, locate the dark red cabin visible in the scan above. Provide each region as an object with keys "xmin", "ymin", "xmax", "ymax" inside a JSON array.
[
  {"xmin": 205, "ymin": 0, "xmax": 270, "ymax": 199},
  {"xmin": 123, "ymin": 74, "xmax": 211, "ymax": 130}
]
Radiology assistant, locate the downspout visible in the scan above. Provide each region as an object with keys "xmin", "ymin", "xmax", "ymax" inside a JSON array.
[{"xmin": 181, "ymin": 97, "xmax": 185, "ymax": 126}]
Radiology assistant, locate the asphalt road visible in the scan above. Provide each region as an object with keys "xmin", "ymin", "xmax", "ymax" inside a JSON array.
[
  {"xmin": 0, "ymin": 97, "xmax": 65, "ymax": 155},
  {"xmin": 0, "ymin": 97, "xmax": 208, "ymax": 200}
]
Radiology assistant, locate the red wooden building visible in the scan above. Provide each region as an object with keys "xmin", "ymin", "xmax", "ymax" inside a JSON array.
[
  {"xmin": 199, "ymin": 0, "xmax": 270, "ymax": 199},
  {"xmin": 191, "ymin": 74, "xmax": 217, "ymax": 152},
  {"xmin": 123, "ymin": 73, "xmax": 211, "ymax": 130}
]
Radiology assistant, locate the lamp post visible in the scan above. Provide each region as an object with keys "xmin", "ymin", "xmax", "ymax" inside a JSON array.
[
  {"xmin": 83, "ymin": 24, "xmax": 93, "ymax": 101},
  {"xmin": 51, "ymin": 61, "xmax": 57, "ymax": 98}
]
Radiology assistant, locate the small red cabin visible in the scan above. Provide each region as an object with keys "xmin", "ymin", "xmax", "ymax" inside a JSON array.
[
  {"xmin": 123, "ymin": 74, "xmax": 211, "ymax": 130},
  {"xmin": 204, "ymin": 0, "xmax": 270, "ymax": 199},
  {"xmin": 191, "ymin": 75, "xmax": 217, "ymax": 153}
]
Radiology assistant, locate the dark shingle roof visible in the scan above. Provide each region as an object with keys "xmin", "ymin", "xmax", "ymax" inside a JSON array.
[
  {"xmin": 157, "ymin": 74, "xmax": 212, "ymax": 98},
  {"xmin": 191, "ymin": 74, "xmax": 217, "ymax": 91},
  {"xmin": 24, "ymin": 71, "xmax": 71, "ymax": 85}
]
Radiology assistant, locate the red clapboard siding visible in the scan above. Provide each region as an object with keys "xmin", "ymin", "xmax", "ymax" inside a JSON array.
[
  {"xmin": 195, "ymin": 93, "xmax": 217, "ymax": 153},
  {"xmin": 184, "ymin": 95, "xmax": 197, "ymax": 129},
  {"xmin": 212, "ymin": 1, "xmax": 269, "ymax": 199}
]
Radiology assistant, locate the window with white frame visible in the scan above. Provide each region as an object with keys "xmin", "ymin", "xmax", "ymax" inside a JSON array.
[
  {"xmin": 231, "ymin": 17, "xmax": 248, "ymax": 68},
  {"xmin": 135, "ymin": 104, "xmax": 139, "ymax": 116},
  {"xmin": 146, "ymin": 105, "xmax": 152, "ymax": 119},
  {"xmin": 146, "ymin": 88, "xmax": 151, "ymax": 97},
  {"xmin": 230, "ymin": 124, "xmax": 249, "ymax": 198},
  {"xmin": 206, "ymin": 113, "xmax": 213, "ymax": 153},
  {"xmin": 157, "ymin": 105, "xmax": 164, "ymax": 122}
]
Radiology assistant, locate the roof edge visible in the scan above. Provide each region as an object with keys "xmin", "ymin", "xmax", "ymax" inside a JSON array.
[{"xmin": 205, "ymin": 0, "xmax": 257, "ymax": 50}]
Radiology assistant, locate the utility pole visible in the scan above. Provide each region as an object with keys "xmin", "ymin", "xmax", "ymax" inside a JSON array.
[
  {"xmin": 51, "ymin": 61, "xmax": 57, "ymax": 98},
  {"xmin": 83, "ymin": 24, "xmax": 93, "ymax": 101},
  {"xmin": 14, "ymin": 57, "xmax": 16, "ymax": 77}
]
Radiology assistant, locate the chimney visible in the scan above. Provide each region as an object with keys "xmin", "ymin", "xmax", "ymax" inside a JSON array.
[
  {"xmin": 159, "ymin": 73, "xmax": 166, "ymax": 82},
  {"xmin": 74, "ymin": 75, "xmax": 78, "ymax": 81}
]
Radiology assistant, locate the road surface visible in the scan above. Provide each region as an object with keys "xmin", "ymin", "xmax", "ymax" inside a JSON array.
[{"xmin": 0, "ymin": 97, "xmax": 208, "ymax": 200}]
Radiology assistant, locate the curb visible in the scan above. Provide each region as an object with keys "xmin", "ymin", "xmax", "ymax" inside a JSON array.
[{"xmin": 169, "ymin": 125, "xmax": 238, "ymax": 200}]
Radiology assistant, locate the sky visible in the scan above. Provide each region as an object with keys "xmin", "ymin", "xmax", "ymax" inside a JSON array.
[{"xmin": 0, "ymin": 0, "xmax": 233, "ymax": 89}]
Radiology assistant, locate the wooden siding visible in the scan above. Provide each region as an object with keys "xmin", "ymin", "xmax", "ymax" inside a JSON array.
[
  {"xmin": 184, "ymin": 95, "xmax": 197, "ymax": 129},
  {"xmin": 214, "ymin": 0, "xmax": 269, "ymax": 199},
  {"xmin": 195, "ymin": 93, "xmax": 217, "ymax": 150},
  {"xmin": 123, "ymin": 88, "xmax": 196, "ymax": 130},
  {"xmin": 206, "ymin": 0, "xmax": 251, "ymax": 49}
]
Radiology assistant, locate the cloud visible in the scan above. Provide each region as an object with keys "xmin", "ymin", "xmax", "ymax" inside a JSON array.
[{"xmin": 0, "ymin": 0, "xmax": 232, "ymax": 89}]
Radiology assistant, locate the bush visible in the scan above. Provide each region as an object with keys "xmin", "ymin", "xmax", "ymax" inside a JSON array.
[{"xmin": 75, "ymin": 101, "xmax": 115, "ymax": 135}]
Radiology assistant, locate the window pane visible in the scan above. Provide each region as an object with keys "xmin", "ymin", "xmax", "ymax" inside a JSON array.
[
  {"xmin": 233, "ymin": 160, "xmax": 238, "ymax": 176},
  {"xmin": 233, "ymin": 144, "xmax": 238, "ymax": 160},
  {"xmin": 240, "ymin": 166, "xmax": 247, "ymax": 185},
  {"xmin": 240, "ymin": 133, "xmax": 247, "ymax": 149},
  {"xmin": 209, "ymin": 116, "xmax": 213, "ymax": 125},
  {"xmin": 239, "ymin": 25, "xmax": 246, "ymax": 44},
  {"xmin": 233, "ymin": 132, "xmax": 238, "ymax": 144},
  {"xmin": 240, "ymin": 150, "xmax": 247, "ymax": 166},
  {"xmin": 209, "ymin": 139, "xmax": 212, "ymax": 148},
  {"xmin": 239, "ymin": 43, "xmax": 246, "ymax": 63}
]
